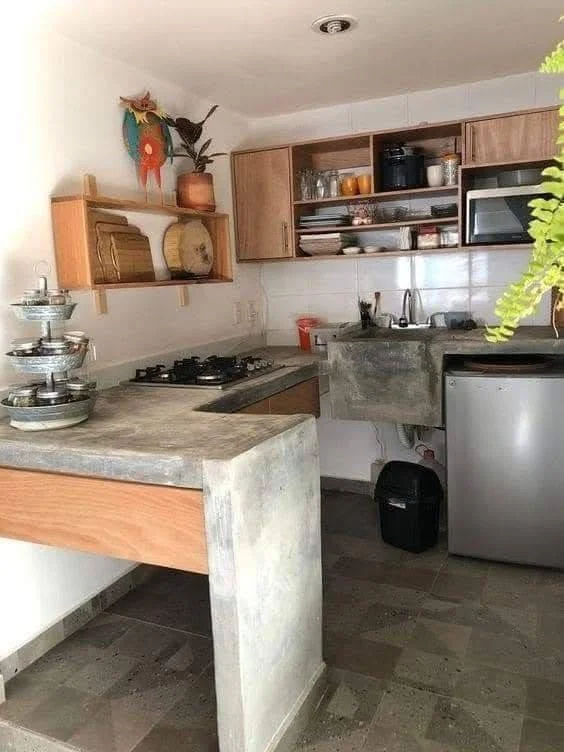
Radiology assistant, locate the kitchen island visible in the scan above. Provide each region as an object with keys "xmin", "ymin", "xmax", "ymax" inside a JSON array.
[
  {"xmin": 329, "ymin": 325, "xmax": 564, "ymax": 426},
  {"xmin": 0, "ymin": 352, "xmax": 325, "ymax": 752}
]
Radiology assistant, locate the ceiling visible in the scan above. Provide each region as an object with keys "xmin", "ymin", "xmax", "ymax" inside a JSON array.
[{"xmin": 42, "ymin": 0, "xmax": 562, "ymax": 117}]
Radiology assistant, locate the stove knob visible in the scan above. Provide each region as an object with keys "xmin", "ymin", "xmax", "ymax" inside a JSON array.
[
  {"xmin": 247, "ymin": 362, "xmax": 255, "ymax": 371},
  {"xmin": 135, "ymin": 369, "xmax": 146, "ymax": 379},
  {"xmin": 267, "ymin": 360, "xmax": 274, "ymax": 368}
]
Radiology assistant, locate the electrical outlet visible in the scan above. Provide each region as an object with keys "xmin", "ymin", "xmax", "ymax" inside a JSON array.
[
  {"xmin": 233, "ymin": 301, "xmax": 242, "ymax": 325},
  {"xmin": 247, "ymin": 300, "xmax": 259, "ymax": 323}
]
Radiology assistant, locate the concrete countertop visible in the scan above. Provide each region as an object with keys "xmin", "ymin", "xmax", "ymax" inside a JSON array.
[
  {"xmin": 0, "ymin": 347, "xmax": 325, "ymax": 489},
  {"xmin": 329, "ymin": 326, "xmax": 564, "ymax": 427}
]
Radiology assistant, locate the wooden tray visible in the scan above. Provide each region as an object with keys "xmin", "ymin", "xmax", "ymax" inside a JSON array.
[
  {"xmin": 96, "ymin": 223, "xmax": 140, "ymax": 283},
  {"xmin": 110, "ymin": 232, "xmax": 155, "ymax": 282},
  {"xmin": 88, "ymin": 210, "xmax": 128, "ymax": 283}
]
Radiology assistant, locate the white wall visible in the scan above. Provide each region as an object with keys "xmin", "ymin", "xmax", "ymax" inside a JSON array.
[
  {"xmin": 0, "ymin": 25, "xmax": 258, "ymax": 660},
  {"xmin": 250, "ymin": 71, "xmax": 562, "ymax": 481}
]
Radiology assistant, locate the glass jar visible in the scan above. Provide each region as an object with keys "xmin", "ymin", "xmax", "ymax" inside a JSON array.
[
  {"xmin": 327, "ymin": 170, "xmax": 340, "ymax": 198},
  {"xmin": 46, "ymin": 289, "xmax": 70, "ymax": 305},
  {"xmin": 7, "ymin": 384, "xmax": 38, "ymax": 407},
  {"xmin": 441, "ymin": 153, "xmax": 460, "ymax": 186},
  {"xmin": 315, "ymin": 172, "xmax": 328, "ymax": 200},
  {"xmin": 67, "ymin": 378, "xmax": 96, "ymax": 401},
  {"xmin": 11, "ymin": 338, "xmax": 40, "ymax": 356},
  {"xmin": 39, "ymin": 338, "xmax": 72, "ymax": 356},
  {"xmin": 417, "ymin": 225, "xmax": 440, "ymax": 250},
  {"xmin": 21, "ymin": 289, "xmax": 48, "ymax": 306},
  {"xmin": 340, "ymin": 173, "xmax": 359, "ymax": 196},
  {"xmin": 36, "ymin": 385, "xmax": 69, "ymax": 406}
]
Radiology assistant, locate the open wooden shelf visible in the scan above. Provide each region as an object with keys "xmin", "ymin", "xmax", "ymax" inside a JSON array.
[
  {"xmin": 296, "ymin": 216, "xmax": 458, "ymax": 234},
  {"xmin": 294, "ymin": 184, "xmax": 459, "ymax": 206},
  {"xmin": 50, "ymin": 175, "xmax": 233, "ymax": 314},
  {"xmin": 52, "ymin": 194, "xmax": 227, "ymax": 220}
]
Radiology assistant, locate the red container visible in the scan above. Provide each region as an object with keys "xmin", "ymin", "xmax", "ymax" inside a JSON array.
[{"xmin": 296, "ymin": 316, "xmax": 321, "ymax": 352}]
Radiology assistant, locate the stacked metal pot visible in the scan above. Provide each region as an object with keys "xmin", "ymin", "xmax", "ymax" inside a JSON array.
[{"xmin": 3, "ymin": 275, "xmax": 96, "ymax": 431}]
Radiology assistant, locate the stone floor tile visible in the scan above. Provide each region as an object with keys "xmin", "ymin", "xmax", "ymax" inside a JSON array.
[
  {"xmin": 481, "ymin": 579, "xmax": 539, "ymax": 612},
  {"xmin": 294, "ymin": 668, "xmax": 384, "ymax": 751},
  {"xmin": 393, "ymin": 648, "xmax": 463, "ymax": 695},
  {"xmin": 536, "ymin": 612, "xmax": 564, "ymax": 656},
  {"xmin": 65, "ymin": 651, "xmax": 139, "ymax": 696},
  {"xmin": 333, "ymin": 558, "xmax": 436, "ymax": 592},
  {"xmin": 374, "ymin": 682, "xmax": 439, "ymax": 736},
  {"xmin": 525, "ymin": 676, "xmax": 564, "ymax": 724},
  {"xmin": 0, "ymin": 676, "xmax": 60, "ymax": 723},
  {"xmin": 426, "ymin": 696, "xmax": 523, "ymax": 752},
  {"xmin": 68, "ymin": 705, "xmax": 158, "ymax": 752},
  {"xmin": 325, "ymin": 533, "xmax": 407, "ymax": 564},
  {"xmin": 323, "ymin": 631, "xmax": 401, "ymax": 680},
  {"xmin": 105, "ymin": 621, "xmax": 187, "ymax": 664},
  {"xmin": 440, "ymin": 556, "xmax": 492, "ymax": 578},
  {"xmin": 466, "ymin": 629, "xmax": 540, "ymax": 677},
  {"xmin": 409, "ymin": 618, "xmax": 472, "ymax": 659},
  {"xmin": 108, "ymin": 569, "xmax": 212, "ymax": 637},
  {"xmin": 359, "ymin": 602, "xmax": 419, "ymax": 647},
  {"xmin": 133, "ymin": 725, "xmax": 219, "ymax": 752},
  {"xmin": 19, "ymin": 685, "xmax": 105, "ymax": 742},
  {"xmin": 159, "ymin": 670, "xmax": 217, "ymax": 730},
  {"xmin": 519, "ymin": 717, "xmax": 564, "ymax": 752},
  {"xmin": 73, "ymin": 613, "xmax": 133, "ymax": 649},
  {"xmin": 452, "ymin": 664, "xmax": 527, "ymax": 715},
  {"xmin": 431, "ymin": 572, "xmax": 486, "ymax": 603},
  {"xmin": 364, "ymin": 724, "xmax": 451, "ymax": 751}
]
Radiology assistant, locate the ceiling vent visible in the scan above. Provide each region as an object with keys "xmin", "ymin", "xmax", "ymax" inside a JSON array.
[{"xmin": 311, "ymin": 15, "xmax": 358, "ymax": 35}]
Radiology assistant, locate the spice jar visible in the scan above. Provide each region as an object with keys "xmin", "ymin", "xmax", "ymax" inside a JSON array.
[
  {"xmin": 39, "ymin": 338, "xmax": 72, "ymax": 356},
  {"xmin": 7, "ymin": 384, "xmax": 38, "ymax": 407},
  {"xmin": 20, "ymin": 289, "xmax": 48, "ymax": 306},
  {"xmin": 10, "ymin": 338, "xmax": 40, "ymax": 356},
  {"xmin": 341, "ymin": 173, "xmax": 359, "ymax": 196},
  {"xmin": 36, "ymin": 384, "xmax": 69, "ymax": 406},
  {"xmin": 67, "ymin": 378, "xmax": 96, "ymax": 401},
  {"xmin": 46, "ymin": 289, "xmax": 69, "ymax": 305},
  {"xmin": 417, "ymin": 225, "xmax": 440, "ymax": 250}
]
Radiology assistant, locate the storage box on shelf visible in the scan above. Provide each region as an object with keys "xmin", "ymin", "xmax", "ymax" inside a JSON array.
[
  {"xmin": 232, "ymin": 105, "xmax": 557, "ymax": 263},
  {"xmin": 51, "ymin": 174, "xmax": 232, "ymax": 313}
]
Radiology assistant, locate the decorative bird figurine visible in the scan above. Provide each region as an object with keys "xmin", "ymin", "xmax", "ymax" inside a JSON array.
[{"xmin": 120, "ymin": 91, "xmax": 173, "ymax": 203}]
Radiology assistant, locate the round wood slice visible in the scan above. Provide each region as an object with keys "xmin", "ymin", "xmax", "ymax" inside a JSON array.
[{"xmin": 163, "ymin": 221, "xmax": 213, "ymax": 278}]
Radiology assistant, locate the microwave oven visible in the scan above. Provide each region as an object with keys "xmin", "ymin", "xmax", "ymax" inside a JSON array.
[{"xmin": 466, "ymin": 184, "xmax": 548, "ymax": 245}]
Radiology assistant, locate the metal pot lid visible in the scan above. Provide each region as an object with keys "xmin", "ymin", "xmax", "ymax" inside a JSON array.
[
  {"xmin": 67, "ymin": 378, "xmax": 96, "ymax": 391},
  {"xmin": 40, "ymin": 338, "xmax": 70, "ymax": 350},
  {"xmin": 11, "ymin": 337, "xmax": 40, "ymax": 349},
  {"xmin": 37, "ymin": 384, "xmax": 69, "ymax": 399},
  {"xmin": 64, "ymin": 331, "xmax": 89, "ymax": 343},
  {"xmin": 8, "ymin": 384, "xmax": 38, "ymax": 396}
]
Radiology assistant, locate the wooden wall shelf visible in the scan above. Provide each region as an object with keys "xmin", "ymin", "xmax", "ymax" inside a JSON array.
[
  {"xmin": 50, "ymin": 175, "xmax": 233, "ymax": 314},
  {"xmin": 296, "ymin": 216, "xmax": 458, "ymax": 234}
]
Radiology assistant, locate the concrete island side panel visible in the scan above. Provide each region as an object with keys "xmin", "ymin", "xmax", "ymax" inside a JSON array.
[{"xmin": 202, "ymin": 417, "xmax": 324, "ymax": 752}]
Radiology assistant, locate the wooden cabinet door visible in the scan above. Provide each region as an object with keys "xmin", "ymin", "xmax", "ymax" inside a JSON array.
[
  {"xmin": 233, "ymin": 148, "xmax": 293, "ymax": 260},
  {"xmin": 238, "ymin": 398, "xmax": 270, "ymax": 414},
  {"xmin": 465, "ymin": 109, "xmax": 558, "ymax": 165},
  {"xmin": 269, "ymin": 378, "xmax": 320, "ymax": 418}
]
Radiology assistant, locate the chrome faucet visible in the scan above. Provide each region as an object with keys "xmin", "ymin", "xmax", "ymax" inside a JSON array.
[{"xmin": 399, "ymin": 288, "xmax": 415, "ymax": 327}]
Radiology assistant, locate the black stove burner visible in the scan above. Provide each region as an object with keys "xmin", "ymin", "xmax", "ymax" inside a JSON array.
[{"xmin": 130, "ymin": 355, "xmax": 277, "ymax": 389}]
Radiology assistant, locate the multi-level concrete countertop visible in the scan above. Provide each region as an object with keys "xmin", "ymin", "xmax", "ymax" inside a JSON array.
[
  {"xmin": 0, "ymin": 347, "xmax": 327, "ymax": 752},
  {"xmin": 329, "ymin": 325, "xmax": 564, "ymax": 427}
]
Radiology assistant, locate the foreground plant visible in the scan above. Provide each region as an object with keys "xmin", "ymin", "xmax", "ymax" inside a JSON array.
[{"xmin": 486, "ymin": 36, "xmax": 564, "ymax": 342}]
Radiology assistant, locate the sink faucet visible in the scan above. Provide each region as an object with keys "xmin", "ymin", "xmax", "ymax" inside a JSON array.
[{"xmin": 399, "ymin": 289, "xmax": 415, "ymax": 327}]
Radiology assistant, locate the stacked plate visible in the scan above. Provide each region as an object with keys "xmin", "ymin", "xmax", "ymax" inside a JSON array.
[
  {"xmin": 299, "ymin": 233, "xmax": 344, "ymax": 256},
  {"xmin": 299, "ymin": 213, "xmax": 348, "ymax": 229}
]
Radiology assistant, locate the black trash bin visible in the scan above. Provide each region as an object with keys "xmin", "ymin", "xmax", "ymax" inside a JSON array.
[{"xmin": 375, "ymin": 461, "xmax": 442, "ymax": 553}]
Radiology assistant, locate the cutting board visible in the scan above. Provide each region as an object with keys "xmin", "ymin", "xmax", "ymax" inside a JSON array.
[
  {"xmin": 87, "ymin": 210, "xmax": 128, "ymax": 283},
  {"xmin": 110, "ymin": 232, "xmax": 155, "ymax": 282},
  {"xmin": 96, "ymin": 223, "xmax": 141, "ymax": 283}
]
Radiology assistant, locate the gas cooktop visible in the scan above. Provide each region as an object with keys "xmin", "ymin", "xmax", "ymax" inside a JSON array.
[{"xmin": 128, "ymin": 355, "xmax": 283, "ymax": 390}]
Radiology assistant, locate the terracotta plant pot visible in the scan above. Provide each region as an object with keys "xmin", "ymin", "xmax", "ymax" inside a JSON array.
[{"xmin": 177, "ymin": 172, "xmax": 216, "ymax": 211}]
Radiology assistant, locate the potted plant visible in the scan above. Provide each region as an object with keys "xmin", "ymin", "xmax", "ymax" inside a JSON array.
[{"xmin": 166, "ymin": 105, "xmax": 226, "ymax": 211}]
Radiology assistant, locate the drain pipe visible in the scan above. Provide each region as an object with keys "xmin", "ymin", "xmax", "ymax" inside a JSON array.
[{"xmin": 396, "ymin": 423, "xmax": 415, "ymax": 449}]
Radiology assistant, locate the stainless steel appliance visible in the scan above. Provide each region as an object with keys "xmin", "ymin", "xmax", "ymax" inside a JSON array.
[
  {"xmin": 128, "ymin": 355, "xmax": 282, "ymax": 390},
  {"xmin": 445, "ymin": 359, "xmax": 564, "ymax": 568},
  {"xmin": 466, "ymin": 184, "xmax": 548, "ymax": 245}
]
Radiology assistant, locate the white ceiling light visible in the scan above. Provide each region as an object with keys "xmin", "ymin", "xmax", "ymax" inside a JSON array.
[{"xmin": 311, "ymin": 14, "xmax": 358, "ymax": 35}]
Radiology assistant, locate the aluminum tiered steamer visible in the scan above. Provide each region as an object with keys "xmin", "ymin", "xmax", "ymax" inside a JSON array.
[{"xmin": 3, "ymin": 270, "xmax": 96, "ymax": 431}]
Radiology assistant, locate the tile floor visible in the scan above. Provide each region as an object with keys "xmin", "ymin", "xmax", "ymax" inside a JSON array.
[{"xmin": 1, "ymin": 490, "xmax": 563, "ymax": 752}]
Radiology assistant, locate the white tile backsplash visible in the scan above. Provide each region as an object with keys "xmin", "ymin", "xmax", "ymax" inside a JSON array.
[
  {"xmin": 470, "ymin": 248, "xmax": 532, "ymax": 287},
  {"xmin": 417, "ymin": 288, "xmax": 471, "ymax": 320},
  {"xmin": 414, "ymin": 252, "xmax": 469, "ymax": 290},
  {"xmin": 466, "ymin": 73, "xmax": 536, "ymax": 117},
  {"xmin": 351, "ymin": 94, "xmax": 408, "ymax": 133},
  {"xmin": 358, "ymin": 256, "xmax": 412, "ymax": 292},
  {"xmin": 261, "ymin": 259, "xmax": 357, "ymax": 296},
  {"xmin": 267, "ymin": 293, "xmax": 358, "ymax": 330},
  {"xmin": 470, "ymin": 286, "xmax": 551, "ymax": 326}
]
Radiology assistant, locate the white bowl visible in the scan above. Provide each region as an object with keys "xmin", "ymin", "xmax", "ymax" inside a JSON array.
[
  {"xmin": 342, "ymin": 247, "xmax": 361, "ymax": 255},
  {"xmin": 363, "ymin": 246, "xmax": 383, "ymax": 254}
]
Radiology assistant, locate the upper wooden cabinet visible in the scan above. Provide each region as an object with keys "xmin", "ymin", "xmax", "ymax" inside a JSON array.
[
  {"xmin": 232, "ymin": 148, "xmax": 293, "ymax": 260},
  {"xmin": 464, "ymin": 109, "xmax": 558, "ymax": 166}
]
